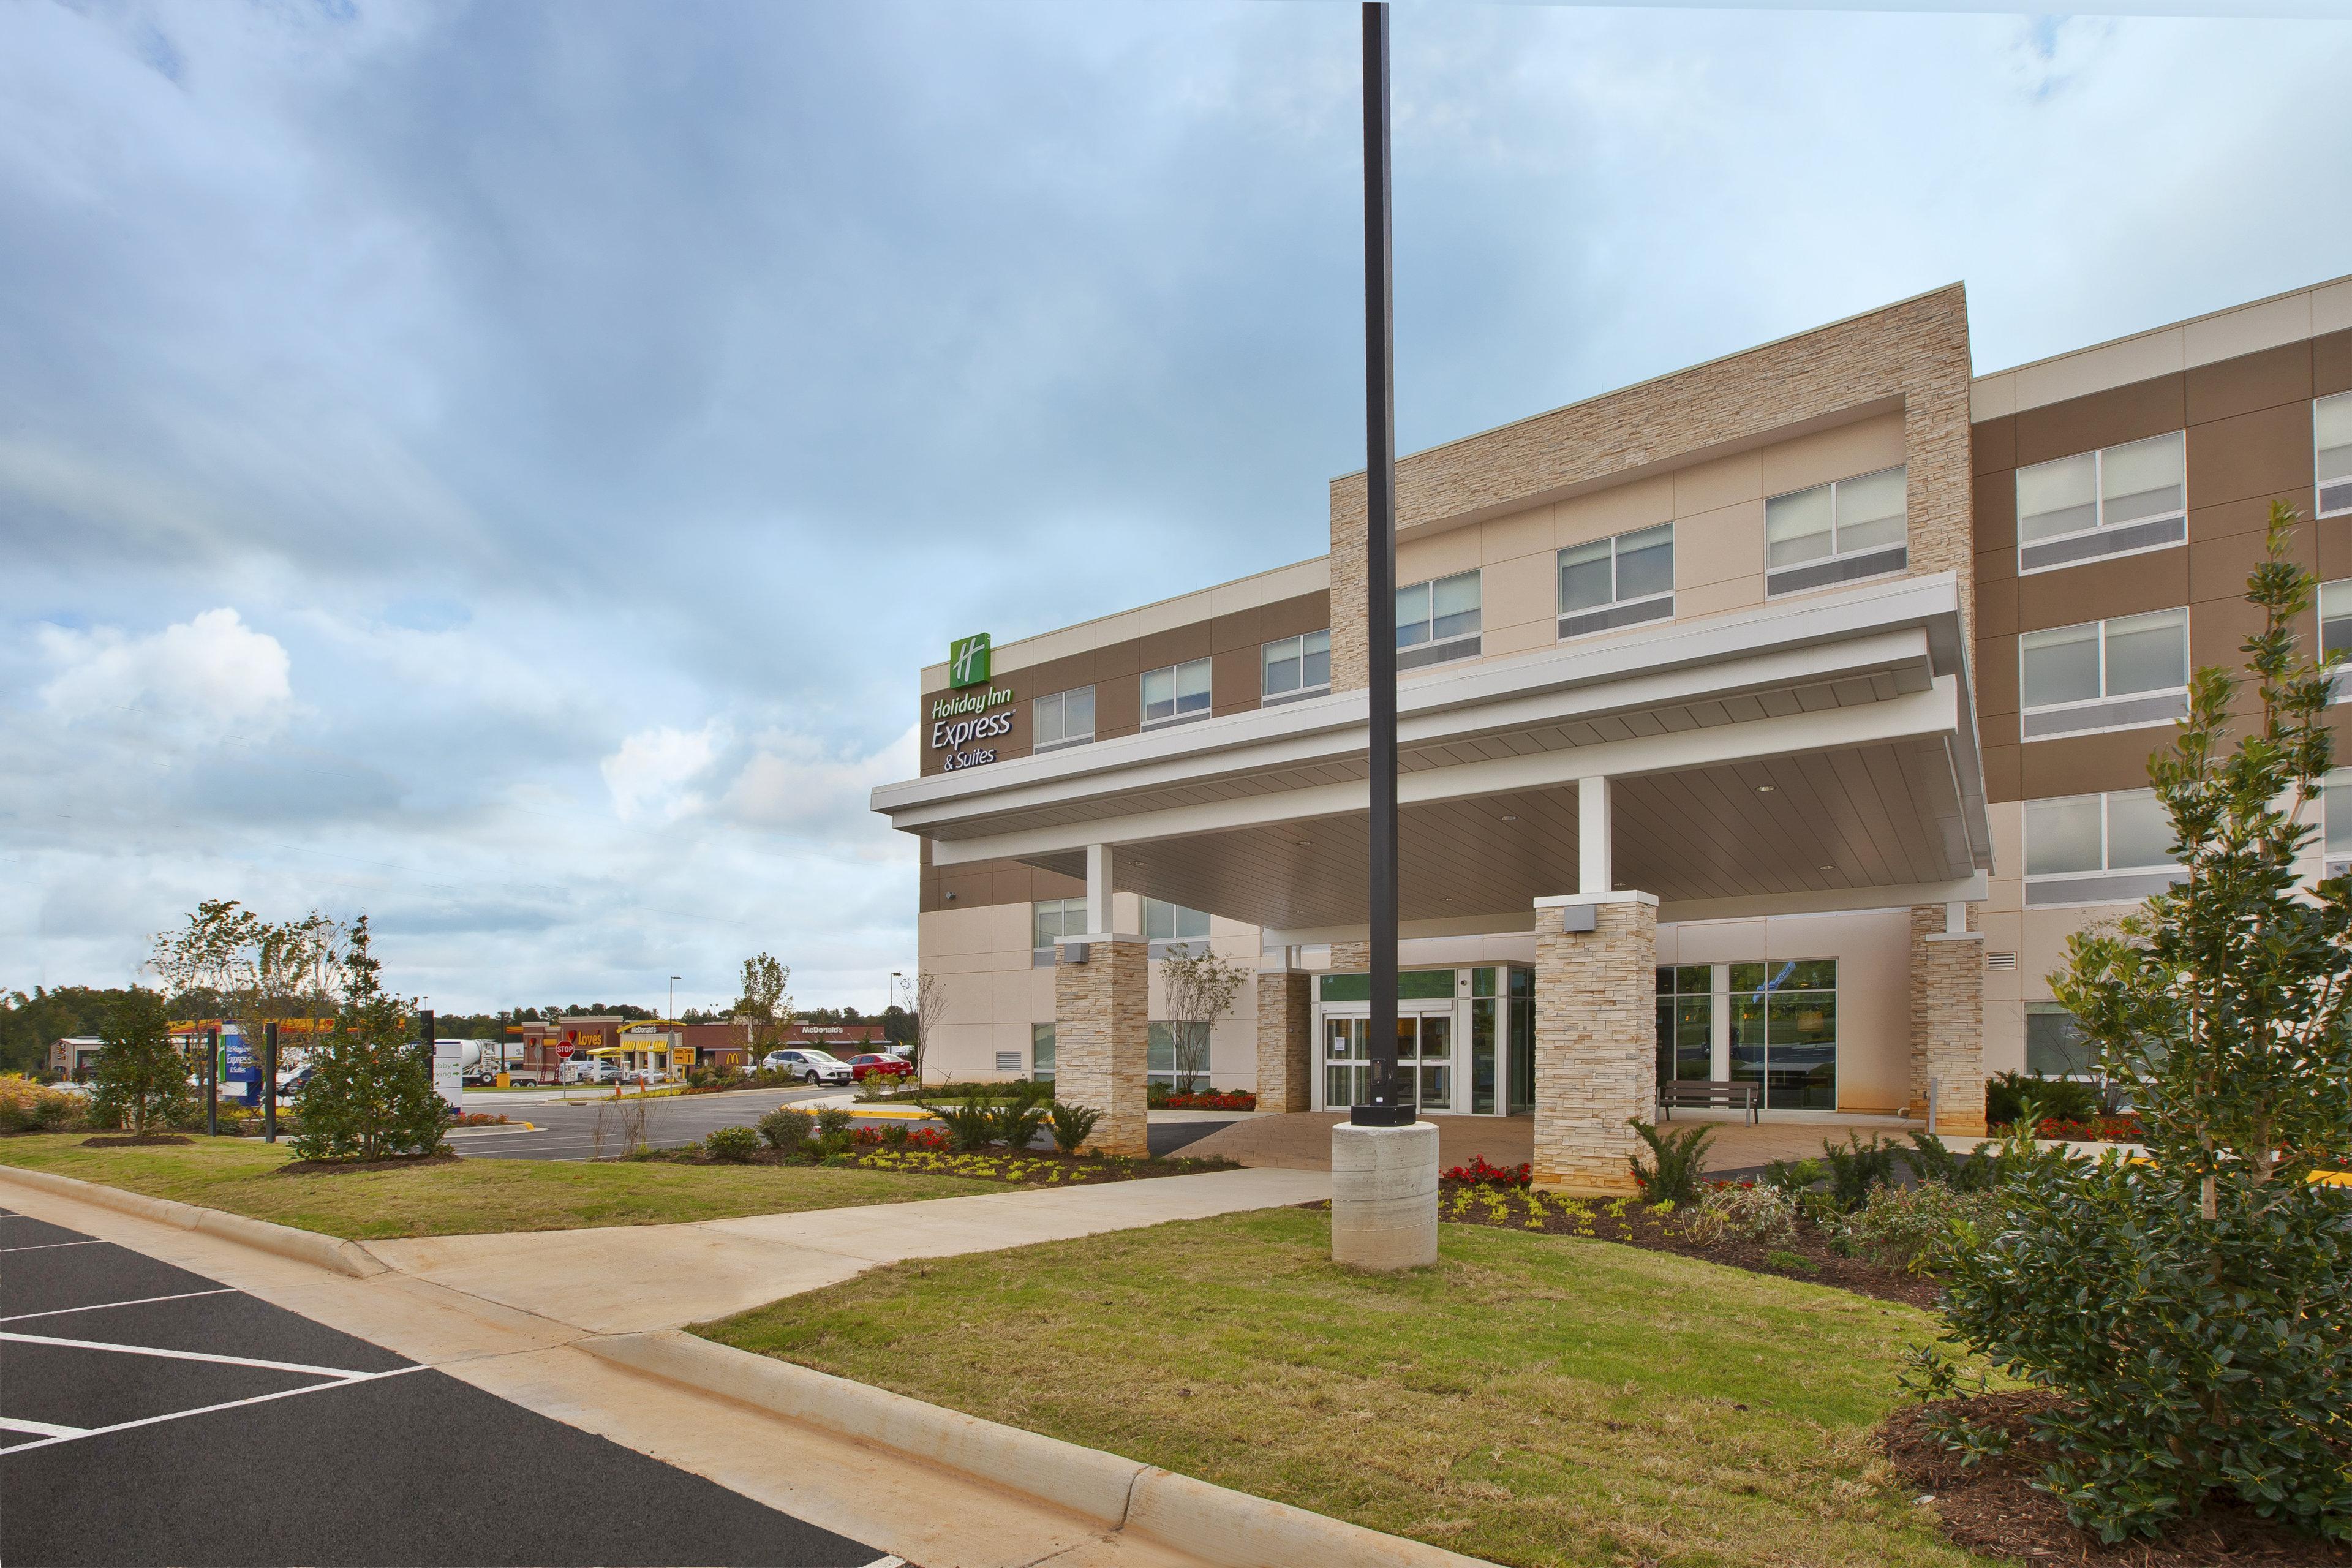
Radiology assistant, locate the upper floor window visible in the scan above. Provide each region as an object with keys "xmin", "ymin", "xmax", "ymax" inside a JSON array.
[
  {"xmin": 1031, "ymin": 897, "xmax": 1088, "ymax": 952},
  {"xmin": 1034, "ymin": 686, "xmax": 1095, "ymax": 749},
  {"xmin": 1262, "ymin": 631, "xmax": 1331, "ymax": 704},
  {"xmin": 2327, "ymin": 767, "xmax": 2352, "ymax": 878},
  {"xmin": 2320, "ymin": 392, "xmax": 2352, "ymax": 518},
  {"xmin": 2024, "ymin": 789, "xmax": 2182, "ymax": 906},
  {"xmin": 1140, "ymin": 658, "xmax": 1212, "ymax": 726},
  {"xmin": 2320, "ymin": 581, "xmax": 2352, "ymax": 703},
  {"xmin": 2019, "ymin": 608, "xmax": 2188, "ymax": 742},
  {"xmin": 1558, "ymin": 524, "xmax": 1673, "ymax": 639},
  {"xmin": 1764, "ymin": 466, "xmax": 1907, "ymax": 597},
  {"xmin": 1396, "ymin": 570, "xmax": 1481, "ymax": 671},
  {"xmin": 2016, "ymin": 431, "xmax": 2186, "ymax": 575},
  {"xmin": 1143, "ymin": 898, "xmax": 1210, "ymax": 958}
]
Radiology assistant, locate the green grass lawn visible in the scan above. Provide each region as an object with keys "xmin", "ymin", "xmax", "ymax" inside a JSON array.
[
  {"xmin": 701, "ymin": 1207, "xmax": 1983, "ymax": 1568},
  {"xmin": 0, "ymin": 1134, "xmax": 1006, "ymax": 1240}
]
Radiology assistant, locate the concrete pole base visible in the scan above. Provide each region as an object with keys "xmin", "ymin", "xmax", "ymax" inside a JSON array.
[{"xmin": 1330, "ymin": 1121, "xmax": 1440, "ymax": 1270}]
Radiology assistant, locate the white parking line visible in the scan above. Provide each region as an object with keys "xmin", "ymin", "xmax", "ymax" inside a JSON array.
[
  {"xmin": 0, "ymin": 1331, "xmax": 379, "ymax": 1381},
  {"xmin": 0, "ymin": 1415, "xmax": 86, "ymax": 1438},
  {"xmin": 0, "ymin": 1289, "xmax": 238, "ymax": 1325},
  {"xmin": 0, "ymin": 1365, "xmax": 430, "ymax": 1454},
  {"xmin": 0, "ymin": 1240, "xmax": 106, "ymax": 1254}
]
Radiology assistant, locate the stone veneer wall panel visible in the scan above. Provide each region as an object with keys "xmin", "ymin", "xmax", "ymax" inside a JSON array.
[
  {"xmin": 1254, "ymin": 970, "xmax": 1313, "ymax": 1114},
  {"xmin": 1053, "ymin": 938, "xmax": 1150, "ymax": 1156},
  {"xmin": 1531, "ymin": 899, "xmax": 1657, "ymax": 1194},
  {"xmin": 1909, "ymin": 904, "xmax": 1988, "ymax": 1135},
  {"xmin": 1330, "ymin": 285, "xmax": 1975, "ymax": 690}
]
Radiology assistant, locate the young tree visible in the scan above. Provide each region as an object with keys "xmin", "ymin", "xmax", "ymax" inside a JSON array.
[
  {"xmin": 735, "ymin": 952, "xmax": 793, "ymax": 1061},
  {"xmin": 1934, "ymin": 507, "xmax": 2352, "ymax": 1542},
  {"xmin": 290, "ymin": 918, "xmax": 448, "ymax": 1163},
  {"xmin": 895, "ymin": 970, "xmax": 947, "ymax": 1085},
  {"xmin": 1158, "ymin": 948, "xmax": 1246, "ymax": 1092},
  {"xmin": 89, "ymin": 989, "xmax": 195, "ymax": 1136}
]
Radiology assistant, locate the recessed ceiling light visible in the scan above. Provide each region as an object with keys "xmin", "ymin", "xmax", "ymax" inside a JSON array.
[
  {"xmin": 1501, "ymin": 814, "xmax": 1518, "ymax": 822},
  {"xmin": 1819, "ymin": 864, "xmax": 1834, "ymax": 872},
  {"xmin": 1755, "ymin": 785, "xmax": 1775, "ymax": 793}
]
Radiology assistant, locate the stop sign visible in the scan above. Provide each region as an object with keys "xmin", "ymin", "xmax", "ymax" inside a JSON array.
[{"xmin": 556, "ymin": 1045, "xmax": 576, "ymax": 1059}]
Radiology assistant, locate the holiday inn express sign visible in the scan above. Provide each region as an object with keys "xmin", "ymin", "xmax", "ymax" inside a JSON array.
[{"xmin": 935, "ymin": 633, "xmax": 1012, "ymax": 771}]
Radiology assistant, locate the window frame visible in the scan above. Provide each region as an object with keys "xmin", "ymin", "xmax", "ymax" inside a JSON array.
[
  {"xmin": 1557, "ymin": 523, "xmax": 1675, "ymax": 639},
  {"xmin": 2324, "ymin": 767, "xmax": 2352, "ymax": 878},
  {"xmin": 2320, "ymin": 392, "xmax": 2352, "ymax": 520},
  {"xmin": 1032, "ymin": 685, "xmax": 1096, "ymax": 751},
  {"xmin": 1031, "ymin": 896, "xmax": 1088, "ymax": 960},
  {"xmin": 1260, "ymin": 629, "xmax": 1332, "ymax": 706},
  {"xmin": 2015, "ymin": 431, "xmax": 2189, "ymax": 576},
  {"xmin": 2022, "ymin": 789, "xmax": 2185, "ymax": 907},
  {"xmin": 2017, "ymin": 608, "xmax": 2190, "ymax": 742},
  {"xmin": 1763, "ymin": 466, "xmax": 1909, "ymax": 597},
  {"xmin": 1142, "ymin": 897, "xmax": 1210, "ymax": 957},
  {"xmin": 1139, "ymin": 657, "xmax": 1213, "ymax": 728},
  {"xmin": 1395, "ymin": 569, "xmax": 1483, "ymax": 670},
  {"xmin": 1030, "ymin": 1022, "xmax": 1056, "ymax": 1084}
]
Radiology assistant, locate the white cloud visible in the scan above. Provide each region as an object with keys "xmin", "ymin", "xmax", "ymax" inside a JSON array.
[
  {"xmin": 722, "ymin": 725, "xmax": 919, "ymax": 849},
  {"xmin": 600, "ymin": 721, "xmax": 725, "ymax": 823},
  {"xmin": 37, "ymin": 606, "xmax": 292, "ymax": 735}
]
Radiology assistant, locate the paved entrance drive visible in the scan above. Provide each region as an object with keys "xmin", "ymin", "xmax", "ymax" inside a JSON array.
[{"xmin": 1182, "ymin": 1110, "xmax": 1924, "ymax": 1175}]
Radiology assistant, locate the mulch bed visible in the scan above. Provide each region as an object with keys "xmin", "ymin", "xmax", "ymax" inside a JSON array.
[
  {"xmin": 1305, "ymin": 1181, "xmax": 1940, "ymax": 1306},
  {"xmin": 80, "ymin": 1134, "xmax": 194, "ymax": 1147},
  {"xmin": 274, "ymin": 1152, "xmax": 461, "ymax": 1176},
  {"xmin": 1885, "ymin": 1393, "xmax": 2351, "ymax": 1564},
  {"xmin": 655, "ymin": 1145, "xmax": 1241, "ymax": 1185}
]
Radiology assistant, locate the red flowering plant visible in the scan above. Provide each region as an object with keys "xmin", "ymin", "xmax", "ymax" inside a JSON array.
[
  {"xmin": 1442, "ymin": 1154, "xmax": 1532, "ymax": 1188},
  {"xmin": 2034, "ymin": 1114, "xmax": 2146, "ymax": 1144},
  {"xmin": 1159, "ymin": 1091, "xmax": 1257, "ymax": 1111}
]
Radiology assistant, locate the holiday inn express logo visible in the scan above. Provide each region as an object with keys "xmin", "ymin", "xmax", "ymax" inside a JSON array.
[{"xmin": 949, "ymin": 633, "xmax": 992, "ymax": 688}]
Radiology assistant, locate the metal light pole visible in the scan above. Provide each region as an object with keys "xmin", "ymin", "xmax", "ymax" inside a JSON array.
[{"xmin": 1354, "ymin": 0, "xmax": 1409, "ymax": 1131}]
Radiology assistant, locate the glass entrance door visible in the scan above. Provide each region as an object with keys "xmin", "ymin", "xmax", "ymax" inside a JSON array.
[
  {"xmin": 1323, "ymin": 1015, "xmax": 1368, "ymax": 1110},
  {"xmin": 1322, "ymin": 1008, "xmax": 1453, "ymax": 1111}
]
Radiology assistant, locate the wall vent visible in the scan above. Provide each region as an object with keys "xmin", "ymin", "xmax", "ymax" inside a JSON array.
[{"xmin": 1986, "ymin": 952, "xmax": 2018, "ymax": 970}]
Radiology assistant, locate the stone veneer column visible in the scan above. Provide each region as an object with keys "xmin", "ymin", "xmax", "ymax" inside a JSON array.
[
  {"xmin": 1909, "ymin": 904, "xmax": 1987, "ymax": 1135},
  {"xmin": 1254, "ymin": 969, "xmax": 1313, "ymax": 1114},
  {"xmin": 1532, "ymin": 895, "xmax": 1657, "ymax": 1194},
  {"xmin": 1328, "ymin": 939, "xmax": 1370, "ymax": 973},
  {"xmin": 1054, "ymin": 937, "xmax": 1150, "ymax": 1156}
]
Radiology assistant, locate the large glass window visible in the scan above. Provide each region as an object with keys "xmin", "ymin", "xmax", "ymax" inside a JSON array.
[
  {"xmin": 2016, "ymin": 432, "xmax": 2187, "ymax": 573},
  {"xmin": 1653, "ymin": 965, "xmax": 1713, "ymax": 1086},
  {"xmin": 1148, "ymin": 1022, "xmax": 1208, "ymax": 1095},
  {"xmin": 2024, "ymin": 790, "xmax": 2180, "ymax": 905},
  {"xmin": 2026, "ymin": 1003, "xmax": 2094, "ymax": 1077},
  {"xmin": 1033, "ymin": 686, "xmax": 1095, "ymax": 748},
  {"xmin": 1728, "ymin": 959, "xmax": 1837, "ymax": 1110},
  {"xmin": 1031, "ymin": 897, "xmax": 1087, "ymax": 950},
  {"xmin": 2326, "ymin": 767, "xmax": 2352, "ymax": 872},
  {"xmin": 1140, "ymin": 658, "xmax": 1212, "ymax": 725},
  {"xmin": 1031, "ymin": 1022, "xmax": 1056, "ymax": 1084},
  {"xmin": 2019, "ymin": 609, "xmax": 2188, "ymax": 740},
  {"xmin": 2321, "ymin": 581, "xmax": 2352, "ymax": 701},
  {"xmin": 2315, "ymin": 392, "xmax": 2351, "ymax": 518},
  {"xmin": 1396, "ymin": 570, "xmax": 1482, "ymax": 668},
  {"xmin": 1765, "ymin": 467, "xmax": 1907, "ymax": 594},
  {"xmin": 1261, "ymin": 630, "xmax": 1331, "ymax": 702},
  {"xmin": 1558, "ymin": 524, "xmax": 1674, "ymax": 637},
  {"xmin": 1142, "ymin": 899, "xmax": 1210, "ymax": 941}
]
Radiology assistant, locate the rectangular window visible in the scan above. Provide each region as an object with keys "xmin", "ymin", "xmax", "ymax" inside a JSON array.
[
  {"xmin": 1031, "ymin": 897, "xmax": 1087, "ymax": 960},
  {"xmin": 1030, "ymin": 1022, "xmax": 1055, "ymax": 1084},
  {"xmin": 2016, "ymin": 431, "xmax": 2187, "ymax": 574},
  {"xmin": 1147, "ymin": 1021, "xmax": 1209, "ymax": 1094},
  {"xmin": 1764, "ymin": 466, "xmax": 1907, "ymax": 596},
  {"xmin": 2026, "ymin": 1003, "xmax": 2095, "ymax": 1077},
  {"xmin": 2318, "ymin": 392, "xmax": 2352, "ymax": 518},
  {"xmin": 1653, "ymin": 965, "xmax": 1713, "ymax": 1087},
  {"xmin": 2326, "ymin": 767, "xmax": 2352, "ymax": 878},
  {"xmin": 2321, "ymin": 581, "xmax": 2352, "ymax": 704},
  {"xmin": 1726, "ymin": 959, "xmax": 1836, "ymax": 1110},
  {"xmin": 1143, "ymin": 897, "xmax": 1210, "ymax": 958},
  {"xmin": 1261, "ymin": 630, "xmax": 1332, "ymax": 704},
  {"xmin": 1558, "ymin": 524, "xmax": 1674, "ymax": 639},
  {"xmin": 1140, "ymin": 658, "xmax": 1212, "ymax": 726},
  {"xmin": 2023, "ymin": 789, "xmax": 2184, "ymax": 905},
  {"xmin": 2018, "ymin": 608, "xmax": 2188, "ymax": 741},
  {"xmin": 1033, "ymin": 686, "xmax": 1095, "ymax": 749},
  {"xmin": 1395, "ymin": 570, "xmax": 1482, "ymax": 670}
]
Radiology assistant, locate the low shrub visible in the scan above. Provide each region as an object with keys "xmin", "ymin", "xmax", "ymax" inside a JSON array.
[
  {"xmin": 1985, "ymin": 1069, "xmax": 2100, "ymax": 1129},
  {"xmin": 0, "ymin": 1074, "xmax": 89, "ymax": 1134},
  {"xmin": 1627, "ymin": 1118, "xmax": 1713, "ymax": 1206},
  {"xmin": 1157, "ymin": 1090, "xmax": 1257, "ymax": 1111},
  {"xmin": 923, "ymin": 1095, "xmax": 999, "ymax": 1152},
  {"xmin": 1680, "ymin": 1182, "xmax": 1798, "ymax": 1247},
  {"xmin": 985, "ymin": 1096, "xmax": 1048, "ymax": 1150},
  {"xmin": 704, "ymin": 1125, "xmax": 761, "ymax": 1163},
  {"xmin": 757, "ymin": 1107, "xmax": 813, "ymax": 1152},
  {"xmin": 1819, "ymin": 1131, "xmax": 1900, "ymax": 1210},
  {"xmin": 2032, "ymin": 1114, "xmax": 2145, "ymax": 1144},
  {"xmin": 1836, "ymin": 1179, "xmax": 2000, "ymax": 1273},
  {"xmin": 812, "ymin": 1106, "xmax": 854, "ymax": 1153},
  {"xmin": 448, "ymin": 1111, "xmax": 511, "ymax": 1128},
  {"xmin": 1442, "ymin": 1154, "xmax": 1531, "ymax": 1188},
  {"xmin": 1047, "ymin": 1101, "xmax": 1102, "ymax": 1155},
  {"xmin": 1760, "ymin": 1155, "xmax": 1825, "ymax": 1198}
]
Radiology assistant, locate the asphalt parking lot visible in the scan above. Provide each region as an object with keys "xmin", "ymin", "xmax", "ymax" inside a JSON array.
[{"xmin": 0, "ymin": 1207, "xmax": 896, "ymax": 1567}]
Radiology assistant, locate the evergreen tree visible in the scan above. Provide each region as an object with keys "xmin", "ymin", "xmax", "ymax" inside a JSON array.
[
  {"xmin": 290, "ymin": 918, "xmax": 448, "ymax": 1162},
  {"xmin": 89, "ymin": 988, "xmax": 195, "ymax": 1136}
]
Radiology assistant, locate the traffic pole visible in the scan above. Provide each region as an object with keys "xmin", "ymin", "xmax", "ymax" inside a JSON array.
[{"xmin": 264, "ymin": 1022, "xmax": 279, "ymax": 1144}]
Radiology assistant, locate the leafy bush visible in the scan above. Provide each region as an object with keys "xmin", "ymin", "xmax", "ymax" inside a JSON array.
[
  {"xmin": 986, "ymin": 1097, "xmax": 1047, "ymax": 1150},
  {"xmin": 757, "ymin": 1107, "xmax": 812, "ymax": 1152},
  {"xmin": 1627, "ymin": 1118, "xmax": 1713, "ymax": 1206},
  {"xmin": 1442, "ymin": 1155, "xmax": 1532, "ymax": 1188},
  {"xmin": 1680, "ymin": 1182, "xmax": 1798, "ymax": 1247},
  {"xmin": 291, "ymin": 919, "xmax": 447, "ymax": 1163},
  {"xmin": 1986, "ymin": 1069, "xmax": 2100, "ymax": 1129},
  {"xmin": 83, "ymin": 988, "xmax": 189, "ymax": 1137},
  {"xmin": 813, "ymin": 1106, "xmax": 854, "ymax": 1153},
  {"xmin": 1816, "ymin": 1131, "xmax": 1899, "ymax": 1210},
  {"xmin": 1929, "ymin": 511, "xmax": 2352, "ymax": 1544},
  {"xmin": 0, "ymin": 1073, "xmax": 90, "ymax": 1134},
  {"xmin": 1760, "ymin": 1155, "xmax": 1824, "ymax": 1199},
  {"xmin": 923, "ymin": 1095, "xmax": 998, "ymax": 1152},
  {"xmin": 1837, "ymin": 1180, "xmax": 1999, "ymax": 1273},
  {"xmin": 1046, "ymin": 1101, "xmax": 1101, "ymax": 1155},
  {"xmin": 704, "ymin": 1126, "xmax": 760, "ymax": 1163}
]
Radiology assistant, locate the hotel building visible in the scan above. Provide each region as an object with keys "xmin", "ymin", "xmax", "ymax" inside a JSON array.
[{"xmin": 872, "ymin": 276, "xmax": 2352, "ymax": 1191}]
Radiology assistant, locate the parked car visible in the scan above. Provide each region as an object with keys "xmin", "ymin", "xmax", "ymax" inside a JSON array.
[
  {"xmin": 761, "ymin": 1049, "xmax": 855, "ymax": 1085},
  {"xmin": 845, "ymin": 1054, "xmax": 911, "ymax": 1080},
  {"xmin": 623, "ymin": 1068, "xmax": 669, "ymax": 1087},
  {"xmin": 275, "ymin": 1065, "xmax": 315, "ymax": 1096}
]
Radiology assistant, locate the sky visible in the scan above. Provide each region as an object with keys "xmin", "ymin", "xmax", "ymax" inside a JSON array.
[{"xmin": 3, "ymin": 0, "xmax": 2350, "ymax": 1016}]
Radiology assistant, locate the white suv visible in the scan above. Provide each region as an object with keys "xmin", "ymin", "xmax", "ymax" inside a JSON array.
[{"xmin": 762, "ymin": 1049, "xmax": 854, "ymax": 1085}]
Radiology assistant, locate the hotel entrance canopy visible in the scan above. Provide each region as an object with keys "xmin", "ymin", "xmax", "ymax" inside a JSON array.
[{"xmin": 872, "ymin": 571, "xmax": 1990, "ymax": 940}]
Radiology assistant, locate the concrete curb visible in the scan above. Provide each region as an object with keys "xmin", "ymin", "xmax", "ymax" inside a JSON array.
[
  {"xmin": 578, "ymin": 1329, "xmax": 1496, "ymax": 1568},
  {"xmin": 0, "ymin": 1163, "xmax": 388, "ymax": 1280}
]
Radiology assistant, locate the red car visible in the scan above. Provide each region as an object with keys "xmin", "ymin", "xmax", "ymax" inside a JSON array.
[{"xmin": 846, "ymin": 1054, "xmax": 913, "ymax": 1080}]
